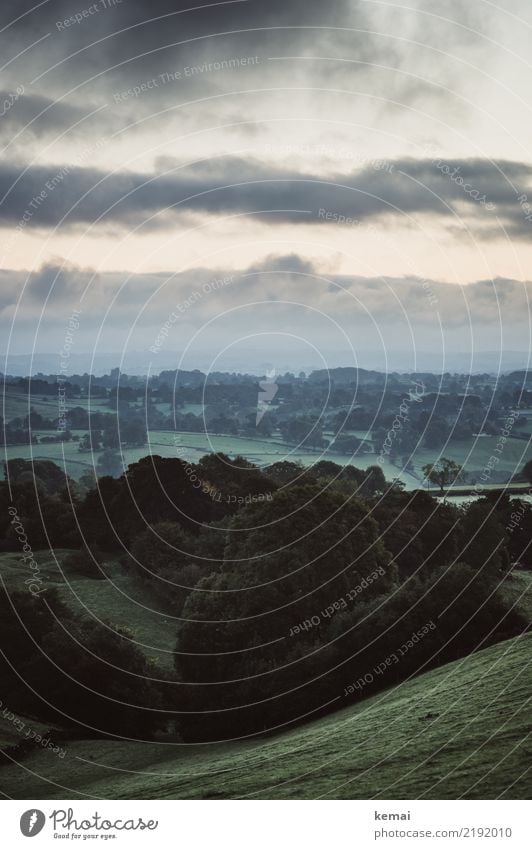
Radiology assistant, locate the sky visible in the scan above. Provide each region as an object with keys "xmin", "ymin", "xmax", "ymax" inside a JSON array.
[{"xmin": 1, "ymin": 0, "xmax": 531, "ymax": 373}]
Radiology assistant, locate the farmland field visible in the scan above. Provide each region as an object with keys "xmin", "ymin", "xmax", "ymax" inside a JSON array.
[
  {"xmin": 3, "ymin": 428, "xmax": 530, "ymax": 492},
  {"xmin": 2, "ymin": 429, "xmax": 413, "ymax": 486}
]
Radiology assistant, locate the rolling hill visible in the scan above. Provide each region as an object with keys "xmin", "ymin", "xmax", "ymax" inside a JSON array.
[{"xmin": 1, "ymin": 631, "xmax": 530, "ymax": 800}]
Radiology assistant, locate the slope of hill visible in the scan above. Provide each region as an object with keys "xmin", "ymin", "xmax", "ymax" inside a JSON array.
[
  {"xmin": 0, "ymin": 550, "xmax": 177, "ymax": 670},
  {"xmin": 2, "ymin": 632, "xmax": 530, "ymax": 800}
]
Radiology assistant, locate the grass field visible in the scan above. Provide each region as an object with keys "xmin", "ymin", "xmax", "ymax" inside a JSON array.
[
  {"xmin": 1, "ymin": 632, "xmax": 530, "ymax": 799},
  {"xmin": 3, "ymin": 428, "xmax": 529, "ymax": 488},
  {"xmin": 2, "ymin": 429, "xmax": 412, "ymax": 486},
  {"xmin": 410, "ymin": 437, "xmax": 531, "ymax": 482},
  {"xmin": 0, "ymin": 551, "xmax": 177, "ymax": 670}
]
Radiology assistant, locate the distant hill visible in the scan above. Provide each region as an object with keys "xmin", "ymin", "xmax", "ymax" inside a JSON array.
[
  {"xmin": 507, "ymin": 371, "xmax": 532, "ymax": 384},
  {"xmin": 308, "ymin": 366, "xmax": 384, "ymax": 385},
  {"xmin": 3, "ymin": 350, "xmax": 531, "ymax": 377}
]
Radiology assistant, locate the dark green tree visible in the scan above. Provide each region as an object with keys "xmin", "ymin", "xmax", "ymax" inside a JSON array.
[{"xmin": 423, "ymin": 458, "xmax": 464, "ymax": 494}]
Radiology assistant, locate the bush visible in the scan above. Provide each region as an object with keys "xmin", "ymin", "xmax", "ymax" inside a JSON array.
[
  {"xmin": 0, "ymin": 589, "xmax": 169, "ymax": 739},
  {"xmin": 62, "ymin": 547, "xmax": 106, "ymax": 579}
]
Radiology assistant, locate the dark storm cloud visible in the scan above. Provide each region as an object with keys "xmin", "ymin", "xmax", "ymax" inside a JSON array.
[
  {"xmin": 0, "ymin": 0, "xmax": 502, "ymax": 148},
  {"xmin": 0, "ymin": 155, "xmax": 531, "ymax": 237},
  {"xmin": 0, "ymin": 0, "xmax": 354, "ymax": 90},
  {"xmin": 1, "ymin": 0, "xmax": 350, "ymax": 33},
  {"xmin": 0, "ymin": 0, "xmax": 385, "ymax": 150}
]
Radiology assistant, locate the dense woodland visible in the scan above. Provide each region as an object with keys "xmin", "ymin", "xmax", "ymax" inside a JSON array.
[{"xmin": 1, "ymin": 450, "xmax": 530, "ymax": 742}]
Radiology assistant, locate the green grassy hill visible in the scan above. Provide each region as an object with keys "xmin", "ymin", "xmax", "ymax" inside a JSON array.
[
  {"xmin": 0, "ymin": 550, "xmax": 177, "ymax": 670},
  {"xmin": 2, "ymin": 632, "xmax": 530, "ymax": 800}
]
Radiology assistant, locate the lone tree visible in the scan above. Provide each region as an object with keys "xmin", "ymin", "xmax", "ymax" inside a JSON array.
[{"xmin": 422, "ymin": 458, "xmax": 464, "ymax": 494}]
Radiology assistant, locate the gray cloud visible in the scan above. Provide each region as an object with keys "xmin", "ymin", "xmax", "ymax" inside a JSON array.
[
  {"xmin": 0, "ymin": 0, "xmax": 511, "ymax": 164},
  {"xmin": 2, "ymin": 256, "xmax": 531, "ymax": 329},
  {"xmin": 1, "ymin": 0, "xmax": 485, "ymax": 129},
  {"xmin": 0, "ymin": 0, "xmax": 354, "ymax": 91},
  {"xmin": 0, "ymin": 155, "xmax": 530, "ymax": 237},
  {"xmin": 0, "ymin": 90, "xmax": 124, "ymax": 145}
]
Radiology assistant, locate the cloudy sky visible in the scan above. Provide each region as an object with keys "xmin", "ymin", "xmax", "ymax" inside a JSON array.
[{"xmin": 1, "ymin": 0, "xmax": 531, "ymax": 372}]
